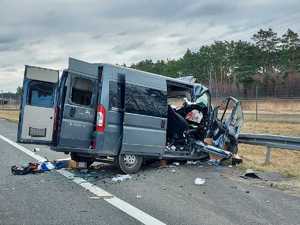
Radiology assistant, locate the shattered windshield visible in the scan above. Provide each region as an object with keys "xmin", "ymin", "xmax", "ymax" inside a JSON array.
[{"xmin": 195, "ymin": 92, "xmax": 209, "ymax": 107}]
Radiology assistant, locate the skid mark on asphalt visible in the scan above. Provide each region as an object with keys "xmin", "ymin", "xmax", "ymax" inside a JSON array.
[{"xmin": 0, "ymin": 134, "xmax": 166, "ymax": 225}]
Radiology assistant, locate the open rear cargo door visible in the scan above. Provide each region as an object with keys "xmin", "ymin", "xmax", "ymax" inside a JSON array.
[
  {"xmin": 17, "ymin": 65, "xmax": 59, "ymax": 144},
  {"xmin": 121, "ymin": 72, "xmax": 168, "ymax": 156}
]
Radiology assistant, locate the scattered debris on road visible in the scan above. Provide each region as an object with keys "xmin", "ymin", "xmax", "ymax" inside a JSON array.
[
  {"xmin": 11, "ymin": 161, "xmax": 58, "ymax": 175},
  {"xmin": 207, "ymin": 159, "xmax": 220, "ymax": 166},
  {"xmin": 11, "ymin": 163, "xmax": 40, "ymax": 175},
  {"xmin": 111, "ymin": 174, "xmax": 132, "ymax": 182},
  {"xmin": 241, "ymin": 169, "xmax": 262, "ymax": 179},
  {"xmin": 159, "ymin": 160, "xmax": 168, "ymax": 168},
  {"xmin": 40, "ymin": 161, "xmax": 55, "ymax": 171},
  {"xmin": 69, "ymin": 160, "xmax": 88, "ymax": 169},
  {"xmin": 79, "ymin": 169, "xmax": 89, "ymax": 173},
  {"xmin": 136, "ymin": 194, "xmax": 142, "ymax": 199},
  {"xmin": 194, "ymin": 178, "xmax": 206, "ymax": 185},
  {"xmin": 186, "ymin": 160, "xmax": 201, "ymax": 165},
  {"xmin": 11, "ymin": 159, "xmax": 79, "ymax": 175},
  {"xmin": 89, "ymin": 196, "xmax": 101, "ymax": 200},
  {"xmin": 53, "ymin": 159, "xmax": 70, "ymax": 169},
  {"xmin": 232, "ymin": 154, "xmax": 243, "ymax": 165}
]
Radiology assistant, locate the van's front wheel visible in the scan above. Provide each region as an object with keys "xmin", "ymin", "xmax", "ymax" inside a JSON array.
[{"xmin": 117, "ymin": 154, "xmax": 143, "ymax": 174}]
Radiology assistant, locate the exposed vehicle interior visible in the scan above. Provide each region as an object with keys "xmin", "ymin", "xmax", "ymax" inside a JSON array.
[
  {"xmin": 165, "ymin": 81, "xmax": 243, "ymax": 161},
  {"xmin": 166, "ymin": 82, "xmax": 210, "ymax": 156}
]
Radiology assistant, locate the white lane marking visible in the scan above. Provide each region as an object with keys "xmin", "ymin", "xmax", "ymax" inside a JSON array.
[
  {"xmin": 57, "ymin": 169, "xmax": 113, "ymax": 198},
  {"xmin": 0, "ymin": 134, "xmax": 166, "ymax": 225},
  {"xmin": 0, "ymin": 134, "xmax": 46, "ymax": 162},
  {"xmin": 106, "ymin": 197, "xmax": 165, "ymax": 225}
]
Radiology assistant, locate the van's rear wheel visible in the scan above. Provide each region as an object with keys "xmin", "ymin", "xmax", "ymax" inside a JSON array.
[{"xmin": 117, "ymin": 154, "xmax": 143, "ymax": 174}]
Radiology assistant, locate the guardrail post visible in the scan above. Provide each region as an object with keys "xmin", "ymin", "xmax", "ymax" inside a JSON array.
[
  {"xmin": 265, "ymin": 146, "xmax": 272, "ymax": 164},
  {"xmin": 255, "ymin": 85, "xmax": 258, "ymax": 121}
]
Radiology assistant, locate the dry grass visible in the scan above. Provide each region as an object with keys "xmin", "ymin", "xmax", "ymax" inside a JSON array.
[
  {"xmin": 239, "ymin": 121, "xmax": 300, "ymax": 180},
  {"xmin": 239, "ymin": 144, "xmax": 300, "ymax": 178},
  {"xmin": 241, "ymin": 99, "xmax": 300, "ymax": 113},
  {"xmin": 0, "ymin": 110, "xmax": 19, "ymax": 123},
  {"xmin": 241, "ymin": 121, "xmax": 300, "ymax": 136}
]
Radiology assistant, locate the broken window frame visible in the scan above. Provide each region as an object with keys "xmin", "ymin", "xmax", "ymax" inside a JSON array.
[
  {"xmin": 68, "ymin": 74, "xmax": 95, "ymax": 107},
  {"xmin": 167, "ymin": 82, "xmax": 193, "ymax": 109},
  {"xmin": 125, "ymin": 83, "xmax": 168, "ymax": 118}
]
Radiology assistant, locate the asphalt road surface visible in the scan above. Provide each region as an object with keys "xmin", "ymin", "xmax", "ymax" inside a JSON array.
[{"xmin": 0, "ymin": 118, "xmax": 300, "ymax": 225}]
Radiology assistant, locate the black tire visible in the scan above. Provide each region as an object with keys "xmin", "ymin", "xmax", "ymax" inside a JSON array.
[
  {"xmin": 70, "ymin": 153, "xmax": 94, "ymax": 168},
  {"xmin": 117, "ymin": 154, "xmax": 143, "ymax": 174}
]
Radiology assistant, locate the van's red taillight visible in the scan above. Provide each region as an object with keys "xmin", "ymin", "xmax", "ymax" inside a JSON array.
[{"xmin": 96, "ymin": 105, "xmax": 106, "ymax": 132}]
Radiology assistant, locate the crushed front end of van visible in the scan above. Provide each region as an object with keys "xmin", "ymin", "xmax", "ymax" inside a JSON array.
[{"xmin": 164, "ymin": 94, "xmax": 243, "ymax": 163}]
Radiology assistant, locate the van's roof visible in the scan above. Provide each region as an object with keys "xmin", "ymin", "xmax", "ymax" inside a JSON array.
[
  {"xmin": 68, "ymin": 57, "xmax": 207, "ymax": 90},
  {"xmin": 103, "ymin": 62, "xmax": 194, "ymax": 85}
]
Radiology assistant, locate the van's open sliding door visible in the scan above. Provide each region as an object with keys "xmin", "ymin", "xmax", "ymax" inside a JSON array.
[
  {"xmin": 121, "ymin": 73, "xmax": 168, "ymax": 156},
  {"xmin": 17, "ymin": 65, "xmax": 59, "ymax": 144}
]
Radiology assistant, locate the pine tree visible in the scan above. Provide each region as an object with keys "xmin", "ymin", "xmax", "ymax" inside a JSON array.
[
  {"xmin": 252, "ymin": 28, "xmax": 280, "ymax": 73},
  {"xmin": 280, "ymin": 29, "xmax": 300, "ymax": 72}
]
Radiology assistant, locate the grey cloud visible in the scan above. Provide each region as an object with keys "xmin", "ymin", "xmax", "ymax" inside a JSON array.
[
  {"xmin": 2, "ymin": 67, "xmax": 18, "ymax": 73},
  {"xmin": 0, "ymin": 35, "xmax": 19, "ymax": 44},
  {"xmin": 112, "ymin": 41, "xmax": 145, "ymax": 54},
  {"xmin": 0, "ymin": 0, "xmax": 300, "ymax": 92},
  {"xmin": 0, "ymin": 32, "xmax": 23, "ymax": 52},
  {"xmin": 34, "ymin": 56, "xmax": 65, "ymax": 65},
  {"xmin": 0, "ymin": 42, "xmax": 24, "ymax": 52},
  {"xmin": 177, "ymin": 36, "xmax": 196, "ymax": 46},
  {"xmin": 91, "ymin": 33, "xmax": 103, "ymax": 40},
  {"xmin": 186, "ymin": 2, "xmax": 237, "ymax": 18},
  {"xmin": 117, "ymin": 32, "xmax": 128, "ymax": 36},
  {"xmin": 168, "ymin": 33, "xmax": 182, "ymax": 38}
]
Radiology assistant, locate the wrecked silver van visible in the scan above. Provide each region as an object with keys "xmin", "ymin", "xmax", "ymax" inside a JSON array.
[{"xmin": 17, "ymin": 58, "xmax": 243, "ymax": 173}]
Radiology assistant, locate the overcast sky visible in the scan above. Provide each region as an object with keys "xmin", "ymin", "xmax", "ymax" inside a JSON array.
[{"xmin": 0, "ymin": 0, "xmax": 300, "ymax": 92}]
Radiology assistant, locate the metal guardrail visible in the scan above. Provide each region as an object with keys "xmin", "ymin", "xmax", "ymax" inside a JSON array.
[
  {"xmin": 239, "ymin": 133, "xmax": 300, "ymax": 150},
  {"xmin": 238, "ymin": 133, "xmax": 300, "ymax": 163}
]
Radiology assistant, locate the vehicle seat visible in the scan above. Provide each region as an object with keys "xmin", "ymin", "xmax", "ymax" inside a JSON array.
[{"xmin": 167, "ymin": 105, "xmax": 189, "ymax": 141}]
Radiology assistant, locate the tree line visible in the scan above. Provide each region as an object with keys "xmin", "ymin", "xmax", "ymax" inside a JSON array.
[{"xmin": 131, "ymin": 28, "xmax": 300, "ymax": 98}]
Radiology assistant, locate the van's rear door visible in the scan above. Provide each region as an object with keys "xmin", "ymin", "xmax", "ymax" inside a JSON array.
[
  {"xmin": 57, "ymin": 58, "xmax": 99, "ymax": 149},
  {"xmin": 17, "ymin": 65, "xmax": 59, "ymax": 143},
  {"xmin": 121, "ymin": 73, "xmax": 168, "ymax": 156}
]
